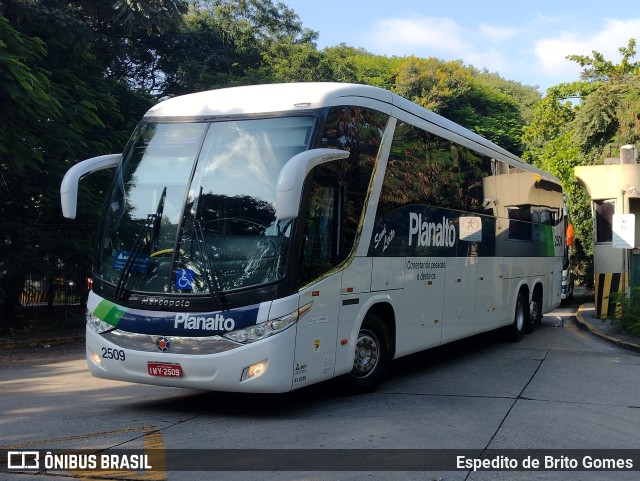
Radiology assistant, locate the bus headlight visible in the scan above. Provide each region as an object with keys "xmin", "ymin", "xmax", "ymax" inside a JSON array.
[
  {"xmin": 86, "ymin": 311, "xmax": 116, "ymax": 334},
  {"xmin": 241, "ymin": 360, "xmax": 268, "ymax": 381},
  {"xmin": 223, "ymin": 302, "xmax": 312, "ymax": 344}
]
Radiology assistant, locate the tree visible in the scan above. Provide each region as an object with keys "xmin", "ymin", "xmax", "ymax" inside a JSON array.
[
  {"xmin": 567, "ymin": 39, "xmax": 640, "ymax": 83},
  {"xmin": 265, "ymin": 43, "xmax": 403, "ymax": 87},
  {"xmin": 394, "ymin": 56, "xmax": 539, "ymax": 155},
  {"xmin": 70, "ymin": 0, "xmax": 188, "ymax": 91},
  {"xmin": 522, "ymin": 39, "xmax": 640, "ymax": 285},
  {"xmin": 394, "ymin": 56, "xmax": 473, "ymax": 114},
  {"xmin": 473, "ymin": 68, "xmax": 541, "ymax": 125},
  {"xmin": 0, "ymin": 14, "xmax": 62, "ymax": 326},
  {"xmin": 0, "ymin": 2, "xmax": 154, "ymax": 331},
  {"xmin": 568, "ymin": 44, "xmax": 640, "ymax": 159},
  {"xmin": 160, "ymin": 0, "xmax": 317, "ymax": 94}
]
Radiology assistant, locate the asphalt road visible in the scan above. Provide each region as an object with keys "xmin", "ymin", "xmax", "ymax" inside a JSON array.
[{"xmin": 1, "ymin": 293, "xmax": 639, "ymax": 481}]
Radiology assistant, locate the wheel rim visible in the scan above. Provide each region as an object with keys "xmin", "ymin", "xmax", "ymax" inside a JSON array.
[
  {"xmin": 530, "ymin": 301, "xmax": 540, "ymax": 322},
  {"xmin": 515, "ymin": 302, "xmax": 525, "ymax": 331},
  {"xmin": 352, "ymin": 329, "xmax": 380, "ymax": 378}
]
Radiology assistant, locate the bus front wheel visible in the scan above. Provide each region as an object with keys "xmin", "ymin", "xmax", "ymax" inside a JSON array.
[{"xmin": 342, "ymin": 314, "xmax": 392, "ymax": 393}]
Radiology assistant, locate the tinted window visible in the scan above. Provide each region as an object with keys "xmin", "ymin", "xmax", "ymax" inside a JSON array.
[
  {"xmin": 594, "ymin": 199, "xmax": 615, "ymax": 243},
  {"xmin": 377, "ymin": 122, "xmax": 494, "ymax": 217}
]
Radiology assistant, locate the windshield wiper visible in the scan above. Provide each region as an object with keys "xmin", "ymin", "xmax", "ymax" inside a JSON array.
[
  {"xmin": 114, "ymin": 187, "xmax": 167, "ymax": 300},
  {"xmin": 192, "ymin": 217, "xmax": 224, "ymax": 306}
]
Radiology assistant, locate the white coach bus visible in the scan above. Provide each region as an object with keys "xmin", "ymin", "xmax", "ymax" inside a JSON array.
[{"xmin": 61, "ymin": 83, "xmax": 565, "ymax": 393}]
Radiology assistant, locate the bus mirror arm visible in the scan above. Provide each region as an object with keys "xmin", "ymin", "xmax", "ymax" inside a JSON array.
[
  {"xmin": 275, "ymin": 148, "xmax": 350, "ymax": 220},
  {"xmin": 60, "ymin": 154, "xmax": 121, "ymax": 219}
]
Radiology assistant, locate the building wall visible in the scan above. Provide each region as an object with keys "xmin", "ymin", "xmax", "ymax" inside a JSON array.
[{"xmin": 575, "ymin": 163, "xmax": 640, "ymax": 318}]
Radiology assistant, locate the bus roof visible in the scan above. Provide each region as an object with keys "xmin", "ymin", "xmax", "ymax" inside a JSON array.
[
  {"xmin": 145, "ymin": 83, "xmax": 391, "ymax": 118},
  {"xmin": 145, "ymin": 82, "xmax": 558, "ymax": 183}
]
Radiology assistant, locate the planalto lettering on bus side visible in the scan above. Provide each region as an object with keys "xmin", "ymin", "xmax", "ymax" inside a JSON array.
[{"xmin": 408, "ymin": 212, "xmax": 456, "ymax": 248}]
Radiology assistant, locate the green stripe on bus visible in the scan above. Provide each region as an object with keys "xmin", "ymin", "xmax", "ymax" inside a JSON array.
[
  {"xmin": 544, "ymin": 225, "xmax": 554, "ymax": 256},
  {"xmin": 540, "ymin": 225, "xmax": 555, "ymax": 257},
  {"xmin": 94, "ymin": 300, "xmax": 126, "ymax": 327}
]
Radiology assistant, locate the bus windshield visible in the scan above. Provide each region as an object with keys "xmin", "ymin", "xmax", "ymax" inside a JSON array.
[{"xmin": 96, "ymin": 116, "xmax": 315, "ymax": 296}]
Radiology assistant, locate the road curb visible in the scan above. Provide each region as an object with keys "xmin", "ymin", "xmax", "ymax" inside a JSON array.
[{"xmin": 575, "ymin": 304, "xmax": 640, "ymax": 354}]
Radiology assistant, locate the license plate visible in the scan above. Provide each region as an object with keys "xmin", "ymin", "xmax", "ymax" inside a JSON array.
[{"xmin": 147, "ymin": 362, "xmax": 182, "ymax": 377}]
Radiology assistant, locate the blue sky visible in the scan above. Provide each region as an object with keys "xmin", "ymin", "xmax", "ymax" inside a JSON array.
[{"xmin": 283, "ymin": 0, "xmax": 640, "ymax": 93}]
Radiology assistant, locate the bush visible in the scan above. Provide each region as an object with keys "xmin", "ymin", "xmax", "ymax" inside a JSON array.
[{"xmin": 609, "ymin": 288, "xmax": 640, "ymax": 337}]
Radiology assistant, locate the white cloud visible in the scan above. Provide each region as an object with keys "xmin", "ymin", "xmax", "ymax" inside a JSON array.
[
  {"xmin": 467, "ymin": 48, "xmax": 510, "ymax": 74},
  {"xmin": 534, "ymin": 34, "xmax": 585, "ymax": 80},
  {"xmin": 534, "ymin": 18, "xmax": 640, "ymax": 79},
  {"xmin": 366, "ymin": 16, "xmax": 471, "ymax": 56},
  {"xmin": 478, "ymin": 24, "xmax": 518, "ymax": 42},
  {"xmin": 364, "ymin": 15, "xmax": 512, "ymax": 73}
]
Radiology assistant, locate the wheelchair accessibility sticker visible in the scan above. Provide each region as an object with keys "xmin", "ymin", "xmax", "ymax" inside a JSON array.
[{"xmin": 175, "ymin": 269, "xmax": 195, "ymax": 290}]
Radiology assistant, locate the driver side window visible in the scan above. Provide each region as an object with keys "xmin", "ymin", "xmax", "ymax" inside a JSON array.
[
  {"xmin": 298, "ymin": 105, "xmax": 388, "ymax": 287},
  {"xmin": 304, "ymin": 186, "xmax": 336, "ymax": 261},
  {"xmin": 299, "ymin": 167, "xmax": 343, "ymax": 286}
]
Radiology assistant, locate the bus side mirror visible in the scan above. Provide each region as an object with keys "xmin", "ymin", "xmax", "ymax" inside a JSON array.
[
  {"xmin": 60, "ymin": 154, "xmax": 121, "ymax": 219},
  {"xmin": 275, "ymin": 148, "xmax": 350, "ymax": 220},
  {"xmin": 566, "ymin": 223, "xmax": 574, "ymax": 247}
]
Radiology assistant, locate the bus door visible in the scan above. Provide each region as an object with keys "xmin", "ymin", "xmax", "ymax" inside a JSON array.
[
  {"xmin": 291, "ymin": 184, "xmax": 343, "ymax": 389},
  {"xmin": 294, "ymin": 276, "xmax": 342, "ymax": 389}
]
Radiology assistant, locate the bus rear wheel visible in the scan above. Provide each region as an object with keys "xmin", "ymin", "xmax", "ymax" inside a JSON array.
[
  {"xmin": 528, "ymin": 291, "xmax": 542, "ymax": 332},
  {"xmin": 507, "ymin": 291, "xmax": 528, "ymax": 342},
  {"xmin": 342, "ymin": 314, "xmax": 392, "ymax": 393}
]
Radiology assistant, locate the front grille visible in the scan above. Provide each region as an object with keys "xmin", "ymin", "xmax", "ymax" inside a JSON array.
[{"xmin": 102, "ymin": 330, "xmax": 241, "ymax": 355}]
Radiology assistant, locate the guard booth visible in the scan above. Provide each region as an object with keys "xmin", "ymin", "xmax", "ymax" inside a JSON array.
[{"xmin": 575, "ymin": 145, "xmax": 640, "ymax": 318}]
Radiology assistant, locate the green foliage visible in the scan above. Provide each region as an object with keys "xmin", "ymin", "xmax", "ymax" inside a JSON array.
[
  {"xmin": 0, "ymin": 3, "xmax": 154, "ymax": 331},
  {"xmin": 473, "ymin": 69, "xmax": 541, "ymax": 124},
  {"xmin": 0, "ymin": 14, "xmax": 59, "ymax": 180},
  {"xmin": 567, "ymin": 39, "xmax": 640, "ymax": 83},
  {"xmin": 563, "ymin": 39, "xmax": 640, "ymax": 159},
  {"xmin": 2, "ymin": 0, "xmax": 606, "ymax": 332},
  {"xmin": 161, "ymin": 0, "xmax": 316, "ymax": 93},
  {"xmin": 265, "ymin": 43, "xmax": 403, "ymax": 88},
  {"xmin": 263, "ymin": 41, "xmax": 329, "ymax": 82},
  {"xmin": 394, "ymin": 56, "xmax": 473, "ymax": 113},
  {"xmin": 326, "ymin": 46, "xmax": 401, "ymax": 90},
  {"xmin": 522, "ymin": 39, "xmax": 640, "ymax": 286},
  {"xmin": 615, "ymin": 78, "xmax": 640, "ymax": 148},
  {"xmin": 111, "ymin": 0, "xmax": 187, "ymax": 34},
  {"xmin": 522, "ymin": 85, "xmax": 594, "ymax": 279},
  {"xmin": 394, "ymin": 56, "xmax": 539, "ymax": 155},
  {"xmin": 0, "ymin": 12, "xmax": 58, "ymax": 330},
  {"xmin": 609, "ymin": 288, "xmax": 640, "ymax": 337}
]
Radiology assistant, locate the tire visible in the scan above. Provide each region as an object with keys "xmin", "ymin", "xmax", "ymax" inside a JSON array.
[
  {"xmin": 507, "ymin": 291, "xmax": 528, "ymax": 342},
  {"xmin": 567, "ymin": 278, "xmax": 574, "ymax": 301},
  {"xmin": 527, "ymin": 291, "xmax": 542, "ymax": 332},
  {"xmin": 341, "ymin": 314, "xmax": 392, "ymax": 393}
]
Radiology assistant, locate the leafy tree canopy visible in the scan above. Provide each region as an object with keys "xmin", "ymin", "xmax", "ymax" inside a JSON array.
[
  {"xmin": 0, "ymin": 0, "xmax": 567, "ymax": 328},
  {"xmin": 523, "ymin": 38, "xmax": 640, "ymax": 284}
]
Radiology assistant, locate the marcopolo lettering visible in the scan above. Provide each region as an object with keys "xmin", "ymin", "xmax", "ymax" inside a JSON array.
[
  {"xmin": 408, "ymin": 212, "xmax": 456, "ymax": 248},
  {"xmin": 141, "ymin": 297, "xmax": 191, "ymax": 308},
  {"xmin": 174, "ymin": 313, "xmax": 236, "ymax": 331}
]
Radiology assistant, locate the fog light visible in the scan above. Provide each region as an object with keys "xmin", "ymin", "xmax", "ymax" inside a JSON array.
[
  {"xmin": 90, "ymin": 351, "xmax": 103, "ymax": 367},
  {"xmin": 240, "ymin": 360, "xmax": 268, "ymax": 381}
]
